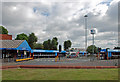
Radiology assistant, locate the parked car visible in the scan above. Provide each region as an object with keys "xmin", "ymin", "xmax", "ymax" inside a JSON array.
[{"xmin": 67, "ymin": 52, "xmax": 77, "ymax": 58}]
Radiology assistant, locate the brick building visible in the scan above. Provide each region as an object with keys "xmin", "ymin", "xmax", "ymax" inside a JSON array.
[{"xmin": 0, "ymin": 34, "xmax": 12, "ymax": 40}]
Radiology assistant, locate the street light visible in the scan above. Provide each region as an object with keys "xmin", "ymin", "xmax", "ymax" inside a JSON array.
[{"xmin": 84, "ymin": 15, "xmax": 88, "ymax": 51}]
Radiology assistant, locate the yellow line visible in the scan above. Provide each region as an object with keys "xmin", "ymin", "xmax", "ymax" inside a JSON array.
[{"xmin": 16, "ymin": 58, "xmax": 33, "ymax": 62}]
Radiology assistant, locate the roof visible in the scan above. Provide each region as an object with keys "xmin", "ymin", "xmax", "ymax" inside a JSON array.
[
  {"xmin": 0, "ymin": 40, "xmax": 24, "ymax": 48},
  {"xmin": 100, "ymin": 49, "xmax": 120, "ymax": 53},
  {"xmin": 0, "ymin": 40, "xmax": 31, "ymax": 51},
  {"xmin": 108, "ymin": 49, "xmax": 120, "ymax": 52},
  {"xmin": 32, "ymin": 49, "xmax": 58, "ymax": 53},
  {"xmin": 31, "ymin": 49, "xmax": 66, "ymax": 53},
  {"xmin": 79, "ymin": 51, "xmax": 87, "ymax": 53},
  {"xmin": 100, "ymin": 49, "xmax": 106, "ymax": 52}
]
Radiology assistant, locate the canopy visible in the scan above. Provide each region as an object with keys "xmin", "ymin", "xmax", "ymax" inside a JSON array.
[
  {"xmin": 0, "ymin": 40, "xmax": 31, "ymax": 51},
  {"xmin": 31, "ymin": 49, "xmax": 66, "ymax": 53}
]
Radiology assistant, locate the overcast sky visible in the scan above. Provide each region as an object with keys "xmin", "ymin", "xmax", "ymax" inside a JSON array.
[{"xmin": 1, "ymin": 0, "xmax": 119, "ymax": 49}]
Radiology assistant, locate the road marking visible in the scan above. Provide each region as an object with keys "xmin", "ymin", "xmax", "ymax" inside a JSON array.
[{"xmin": 68, "ymin": 59, "xmax": 73, "ymax": 60}]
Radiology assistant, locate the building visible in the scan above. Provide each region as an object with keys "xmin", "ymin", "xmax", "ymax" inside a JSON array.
[
  {"xmin": 0, "ymin": 34, "xmax": 12, "ymax": 40},
  {"xmin": 0, "ymin": 39, "xmax": 67, "ymax": 62},
  {"xmin": 0, "ymin": 40, "xmax": 32, "ymax": 62},
  {"xmin": 79, "ymin": 51, "xmax": 87, "ymax": 56},
  {"xmin": 98, "ymin": 49, "xmax": 120, "ymax": 60},
  {"xmin": 0, "ymin": 34, "xmax": 67, "ymax": 62},
  {"xmin": 31, "ymin": 49, "xmax": 66, "ymax": 58}
]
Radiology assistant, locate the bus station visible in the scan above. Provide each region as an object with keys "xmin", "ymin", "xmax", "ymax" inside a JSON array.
[
  {"xmin": 0, "ymin": 40, "xmax": 32, "ymax": 62},
  {"xmin": 98, "ymin": 49, "xmax": 120, "ymax": 60},
  {"xmin": 1, "ymin": 1, "xmax": 119, "ymax": 80},
  {"xmin": 0, "ymin": 40, "xmax": 120, "ymax": 63},
  {"xmin": 0, "ymin": 34, "xmax": 119, "ymax": 67}
]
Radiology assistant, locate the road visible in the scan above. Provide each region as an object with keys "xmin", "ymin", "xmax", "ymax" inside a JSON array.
[{"xmin": 2, "ymin": 57, "xmax": 119, "ymax": 66}]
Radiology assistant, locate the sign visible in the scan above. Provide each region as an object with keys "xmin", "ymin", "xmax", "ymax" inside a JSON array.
[{"xmin": 91, "ymin": 29, "xmax": 95, "ymax": 34}]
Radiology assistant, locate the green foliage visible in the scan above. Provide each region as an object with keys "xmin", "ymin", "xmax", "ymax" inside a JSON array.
[
  {"xmin": 28, "ymin": 33, "xmax": 37, "ymax": 49},
  {"xmin": 15, "ymin": 32, "xmax": 59, "ymax": 50},
  {"xmin": 43, "ymin": 40, "xmax": 49, "ymax": 50},
  {"xmin": 64, "ymin": 40, "xmax": 72, "ymax": 50},
  {"xmin": 51, "ymin": 37, "xmax": 58, "ymax": 50},
  {"xmin": 34, "ymin": 43, "xmax": 43, "ymax": 49},
  {"xmin": 53, "ymin": 37, "xmax": 58, "ymax": 41},
  {"xmin": 43, "ymin": 37, "xmax": 58, "ymax": 50},
  {"xmin": 48, "ymin": 39, "xmax": 51, "ymax": 50},
  {"xmin": 15, "ymin": 33, "xmax": 28, "ymax": 41},
  {"xmin": 87, "ymin": 45, "xmax": 98, "ymax": 54},
  {"xmin": 114, "ymin": 47, "xmax": 120, "ymax": 49},
  {"xmin": 0, "ymin": 26, "xmax": 8, "ymax": 34},
  {"xmin": 15, "ymin": 32, "xmax": 38, "ymax": 49}
]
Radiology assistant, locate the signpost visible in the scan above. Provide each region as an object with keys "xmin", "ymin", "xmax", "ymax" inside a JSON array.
[{"xmin": 90, "ymin": 29, "xmax": 96, "ymax": 61}]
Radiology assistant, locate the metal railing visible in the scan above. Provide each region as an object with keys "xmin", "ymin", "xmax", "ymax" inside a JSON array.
[{"xmin": 2, "ymin": 58, "xmax": 15, "ymax": 63}]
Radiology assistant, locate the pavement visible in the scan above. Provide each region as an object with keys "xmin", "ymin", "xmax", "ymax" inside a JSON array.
[{"xmin": 2, "ymin": 57, "xmax": 119, "ymax": 66}]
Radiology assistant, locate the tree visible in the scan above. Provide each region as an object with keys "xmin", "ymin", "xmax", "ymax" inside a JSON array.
[
  {"xmin": 64, "ymin": 40, "xmax": 72, "ymax": 50},
  {"xmin": 34, "ymin": 43, "xmax": 43, "ymax": 49},
  {"xmin": 43, "ymin": 40, "xmax": 49, "ymax": 50},
  {"xmin": 28, "ymin": 33, "xmax": 37, "ymax": 49},
  {"xmin": 53, "ymin": 37, "xmax": 58, "ymax": 41},
  {"xmin": 0, "ymin": 26, "xmax": 8, "ymax": 34},
  {"xmin": 87, "ymin": 45, "xmax": 98, "ymax": 54},
  {"xmin": 114, "ymin": 47, "xmax": 120, "ymax": 49},
  {"xmin": 15, "ymin": 33, "xmax": 28, "ymax": 41},
  {"xmin": 43, "ymin": 39, "xmax": 51, "ymax": 50},
  {"xmin": 51, "ymin": 37, "xmax": 58, "ymax": 50},
  {"xmin": 43, "ymin": 37, "xmax": 58, "ymax": 50},
  {"xmin": 48, "ymin": 39, "xmax": 51, "ymax": 50}
]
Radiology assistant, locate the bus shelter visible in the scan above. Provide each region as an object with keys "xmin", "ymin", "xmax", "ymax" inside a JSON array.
[
  {"xmin": 79, "ymin": 51, "xmax": 87, "ymax": 56},
  {"xmin": 0, "ymin": 40, "xmax": 32, "ymax": 62},
  {"xmin": 108, "ymin": 49, "xmax": 120, "ymax": 59},
  {"xmin": 31, "ymin": 49, "xmax": 66, "ymax": 58},
  {"xmin": 98, "ymin": 49, "xmax": 120, "ymax": 60}
]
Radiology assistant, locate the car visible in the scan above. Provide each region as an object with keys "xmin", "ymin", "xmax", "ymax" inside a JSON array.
[{"xmin": 67, "ymin": 52, "xmax": 77, "ymax": 58}]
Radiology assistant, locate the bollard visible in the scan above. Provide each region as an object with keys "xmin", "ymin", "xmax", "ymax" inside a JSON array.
[{"xmin": 55, "ymin": 56, "xmax": 58, "ymax": 62}]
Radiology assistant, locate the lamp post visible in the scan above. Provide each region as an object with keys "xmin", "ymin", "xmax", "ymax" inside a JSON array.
[{"xmin": 84, "ymin": 15, "xmax": 88, "ymax": 51}]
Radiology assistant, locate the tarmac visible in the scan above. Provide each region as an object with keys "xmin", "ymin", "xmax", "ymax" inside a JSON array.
[{"xmin": 1, "ymin": 57, "xmax": 120, "ymax": 69}]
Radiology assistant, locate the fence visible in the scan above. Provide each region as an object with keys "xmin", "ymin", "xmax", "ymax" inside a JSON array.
[{"xmin": 2, "ymin": 58, "xmax": 15, "ymax": 63}]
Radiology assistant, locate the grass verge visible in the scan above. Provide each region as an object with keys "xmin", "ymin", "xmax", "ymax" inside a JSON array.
[{"xmin": 2, "ymin": 68, "xmax": 118, "ymax": 80}]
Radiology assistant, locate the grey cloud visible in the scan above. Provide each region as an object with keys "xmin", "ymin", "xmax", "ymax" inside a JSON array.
[{"xmin": 1, "ymin": 1, "xmax": 119, "ymax": 49}]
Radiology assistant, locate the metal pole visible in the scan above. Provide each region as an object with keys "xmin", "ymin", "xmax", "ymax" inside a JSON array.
[
  {"xmin": 93, "ymin": 34, "xmax": 94, "ymax": 55},
  {"xmin": 84, "ymin": 15, "xmax": 88, "ymax": 51},
  {"xmin": 85, "ymin": 18, "xmax": 87, "ymax": 50},
  {"xmin": 90, "ymin": 29, "xmax": 95, "ymax": 61}
]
